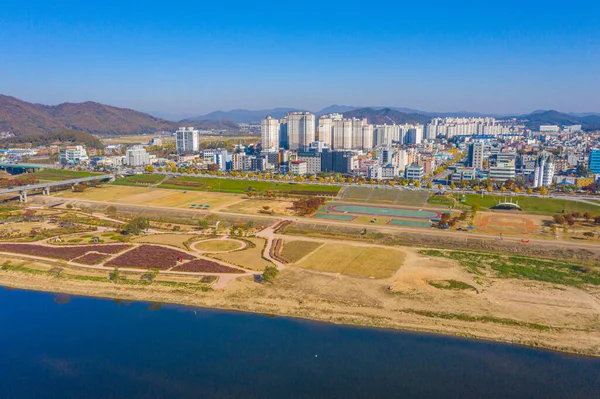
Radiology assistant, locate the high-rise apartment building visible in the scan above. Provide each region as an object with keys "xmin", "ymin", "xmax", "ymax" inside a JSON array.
[
  {"xmin": 261, "ymin": 116, "xmax": 280, "ymax": 151},
  {"xmin": 126, "ymin": 145, "xmax": 150, "ymax": 166},
  {"xmin": 286, "ymin": 112, "xmax": 315, "ymax": 151},
  {"xmin": 317, "ymin": 115, "xmax": 334, "ymax": 146},
  {"xmin": 532, "ymin": 152, "xmax": 555, "ymax": 188},
  {"xmin": 176, "ymin": 127, "xmax": 199, "ymax": 153}
]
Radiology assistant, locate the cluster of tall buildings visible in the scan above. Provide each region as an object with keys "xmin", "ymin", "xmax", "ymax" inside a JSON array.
[
  {"xmin": 261, "ymin": 112, "xmax": 425, "ymax": 152},
  {"xmin": 426, "ymin": 117, "xmax": 516, "ymax": 138}
]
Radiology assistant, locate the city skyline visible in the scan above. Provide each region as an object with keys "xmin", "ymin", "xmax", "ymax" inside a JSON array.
[{"xmin": 1, "ymin": 1, "xmax": 599, "ymax": 116}]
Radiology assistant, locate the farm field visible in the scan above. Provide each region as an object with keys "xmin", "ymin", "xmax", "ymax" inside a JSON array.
[
  {"xmin": 56, "ymin": 185, "xmax": 242, "ymax": 210},
  {"xmin": 106, "ymin": 244, "xmax": 193, "ymax": 269},
  {"xmin": 341, "ymin": 187, "xmax": 429, "ymax": 206},
  {"xmin": 0, "ymin": 243, "xmax": 129, "ymax": 260},
  {"xmin": 456, "ymin": 194, "xmax": 600, "ymax": 216},
  {"xmin": 280, "ymin": 240, "xmax": 323, "ymax": 263},
  {"xmin": 296, "ymin": 243, "xmax": 405, "ymax": 278},
  {"xmin": 193, "ymin": 239, "xmax": 243, "ymax": 252},
  {"xmin": 211, "ymin": 237, "xmax": 274, "ymax": 271},
  {"xmin": 33, "ymin": 169, "xmax": 104, "ymax": 181},
  {"xmin": 132, "ymin": 234, "xmax": 202, "ymax": 249},
  {"xmin": 171, "ymin": 259, "xmax": 243, "ymax": 273},
  {"xmin": 114, "ymin": 174, "xmax": 341, "ymax": 196}
]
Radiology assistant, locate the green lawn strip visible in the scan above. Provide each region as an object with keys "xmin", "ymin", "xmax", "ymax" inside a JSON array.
[
  {"xmin": 419, "ymin": 249, "xmax": 600, "ymax": 286},
  {"xmin": 402, "ymin": 308, "xmax": 552, "ymax": 331},
  {"xmin": 455, "ymin": 194, "xmax": 600, "ymax": 215},
  {"xmin": 428, "ymin": 279, "xmax": 477, "ymax": 291},
  {"xmin": 34, "ymin": 169, "xmax": 103, "ymax": 181}
]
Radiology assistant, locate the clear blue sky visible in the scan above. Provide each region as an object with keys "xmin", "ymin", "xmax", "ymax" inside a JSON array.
[{"xmin": 1, "ymin": 0, "xmax": 599, "ymax": 118}]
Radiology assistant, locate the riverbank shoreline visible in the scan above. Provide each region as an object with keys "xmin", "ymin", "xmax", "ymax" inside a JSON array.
[{"xmin": 2, "ymin": 270, "xmax": 599, "ymax": 358}]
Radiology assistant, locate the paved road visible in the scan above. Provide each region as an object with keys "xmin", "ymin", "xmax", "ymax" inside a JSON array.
[{"xmin": 0, "ymin": 174, "xmax": 114, "ymax": 194}]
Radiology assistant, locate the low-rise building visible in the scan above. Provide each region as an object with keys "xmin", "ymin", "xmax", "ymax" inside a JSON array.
[
  {"xmin": 290, "ymin": 160, "xmax": 308, "ymax": 175},
  {"xmin": 405, "ymin": 164, "xmax": 424, "ymax": 181}
]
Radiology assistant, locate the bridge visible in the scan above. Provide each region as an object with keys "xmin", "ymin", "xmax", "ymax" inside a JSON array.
[
  {"xmin": 0, "ymin": 174, "xmax": 114, "ymax": 202},
  {"xmin": 0, "ymin": 163, "xmax": 59, "ymax": 173}
]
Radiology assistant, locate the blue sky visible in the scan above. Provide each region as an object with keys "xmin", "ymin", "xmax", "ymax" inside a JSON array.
[{"xmin": 1, "ymin": 0, "xmax": 599, "ymax": 118}]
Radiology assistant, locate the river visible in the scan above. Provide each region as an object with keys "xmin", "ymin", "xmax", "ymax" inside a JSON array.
[{"xmin": 0, "ymin": 287, "xmax": 598, "ymax": 398}]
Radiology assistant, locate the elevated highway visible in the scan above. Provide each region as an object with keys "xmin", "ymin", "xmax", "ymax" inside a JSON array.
[{"xmin": 0, "ymin": 174, "xmax": 114, "ymax": 202}]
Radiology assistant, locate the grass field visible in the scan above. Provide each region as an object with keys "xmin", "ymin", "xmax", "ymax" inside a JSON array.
[
  {"xmin": 56, "ymin": 185, "xmax": 241, "ymax": 209},
  {"xmin": 297, "ymin": 243, "xmax": 405, "ymax": 278},
  {"xmin": 34, "ymin": 169, "xmax": 103, "ymax": 181},
  {"xmin": 225, "ymin": 199, "xmax": 296, "ymax": 216},
  {"xmin": 457, "ymin": 194, "xmax": 600, "ymax": 215},
  {"xmin": 341, "ymin": 187, "xmax": 429, "ymax": 206},
  {"xmin": 194, "ymin": 239, "xmax": 243, "ymax": 252},
  {"xmin": 132, "ymin": 234, "xmax": 201, "ymax": 249},
  {"xmin": 114, "ymin": 174, "xmax": 341, "ymax": 196},
  {"xmin": 281, "ymin": 240, "xmax": 323, "ymax": 263},
  {"xmin": 211, "ymin": 237, "xmax": 274, "ymax": 271}
]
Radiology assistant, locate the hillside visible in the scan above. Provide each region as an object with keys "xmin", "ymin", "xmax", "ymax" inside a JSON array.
[
  {"xmin": 520, "ymin": 110, "xmax": 600, "ymax": 131},
  {"xmin": 178, "ymin": 118, "xmax": 240, "ymax": 130},
  {"xmin": 0, "ymin": 130, "xmax": 104, "ymax": 149},
  {"xmin": 0, "ymin": 95, "xmax": 177, "ymax": 136},
  {"xmin": 185, "ymin": 108, "xmax": 299, "ymax": 123},
  {"xmin": 342, "ymin": 108, "xmax": 431, "ymax": 125}
]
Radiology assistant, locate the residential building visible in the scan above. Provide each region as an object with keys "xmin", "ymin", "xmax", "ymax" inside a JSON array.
[
  {"xmin": 176, "ymin": 127, "xmax": 199, "ymax": 153},
  {"xmin": 532, "ymin": 152, "xmax": 555, "ymax": 188},
  {"xmin": 467, "ymin": 142, "xmax": 485, "ymax": 169},
  {"xmin": 126, "ymin": 146, "xmax": 150, "ymax": 166},
  {"xmin": 261, "ymin": 116, "xmax": 280, "ymax": 150},
  {"xmin": 286, "ymin": 112, "xmax": 315, "ymax": 151}
]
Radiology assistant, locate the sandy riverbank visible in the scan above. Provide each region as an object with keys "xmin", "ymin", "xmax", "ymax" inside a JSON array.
[{"xmin": 2, "ymin": 249, "xmax": 599, "ymax": 357}]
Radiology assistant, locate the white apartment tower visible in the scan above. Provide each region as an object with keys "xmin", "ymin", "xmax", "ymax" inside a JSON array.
[
  {"xmin": 286, "ymin": 112, "xmax": 315, "ymax": 151},
  {"xmin": 261, "ymin": 116, "xmax": 280, "ymax": 151},
  {"xmin": 533, "ymin": 152, "xmax": 555, "ymax": 188},
  {"xmin": 176, "ymin": 127, "xmax": 199, "ymax": 153},
  {"xmin": 332, "ymin": 119, "xmax": 353, "ymax": 150},
  {"xmin": 317, "ymin": 115, "xmax": 333, "ymax": 146}
]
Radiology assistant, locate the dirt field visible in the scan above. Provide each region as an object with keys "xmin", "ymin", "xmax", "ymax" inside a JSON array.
[
  {"xmin": 211, "ymin": 237, "xmax": 274, "ymax": 271},
  {"xmin": 194, "ymin": 239, "xmax": 243, "ymax": 252},
  {"xmin": 225, "ymin": 199, "xmax": 297, "ymax": 216},
  {"xmin": 56, "ymin": 185, "xmax": 243, "ymax": 210},
  {"xmin": 476, "ymin": 213, "xmax": 539, "ymax": 235},
  {"xmin": 296, "ymin": 243, "xmax": 405, "ymax": 278}
]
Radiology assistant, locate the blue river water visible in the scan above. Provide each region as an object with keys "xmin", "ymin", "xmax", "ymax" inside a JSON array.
[{"xmin": 0, "ymin": 287, "xmax": 599, "ymax": 399}]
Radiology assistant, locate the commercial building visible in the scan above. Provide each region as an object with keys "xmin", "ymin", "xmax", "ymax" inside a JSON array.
[
  {"xmin": 176, "ymin": 127, "xmax": 199, "ymax": 153},
  {"xmin": 60, "ymin": 146, "xmax": 88, "ymax": 165},
  {"xmin": 405, "ymin": 164, "xmax": 424, "ymax": 181},
  {"xmin": 289, "ymin": 160, "xmax": 308, "ymax": 175},
  {"xmin": 297, "ymin": 152, "xmax": 321, "ymax": 174},
  {"xmin": 467, "ymin": 142, "xmax": 485, "ymax": 169},
  {"xmin": 126, "ymin": 146, "xmax": 150, "ymax": 166},
  {"xmin": 261, "ymin": 116, "xmax": 280, "ymax": 150},
  {"xmin": 589, "ymin": 149, "xmax": 600, "ymax": 174}
]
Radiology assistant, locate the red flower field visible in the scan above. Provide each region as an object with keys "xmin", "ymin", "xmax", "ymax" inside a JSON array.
[
  {"xmin": 172, "ymin": 259, "xmax": 243, "ymax": 273},
  {"xmin": 73, "ymin": 252, "xmax": 109, "ymax": 265},
  {"xmin": 0, "ymin": 244, "xmax": 129, "ymax": 260},
  {"xmin": 106, "ymin": 245, "xmax": 194, "ymax": 269}
]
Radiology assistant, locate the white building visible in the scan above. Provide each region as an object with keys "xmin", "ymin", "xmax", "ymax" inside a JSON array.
[
  {"xmin": 176, "ymin": 127, "xmax": 199, "ymax": 153},
  {"xmin": 532, "ymin": 152, "xmax": 555, "ymax": 188},
  {"xmin": 405, "ymin": 164, "xmax": 424, "ymax": 181},
  {"xmin": 126, "ymin": 146, "xmax": 150, "ymax": 166},
  {"xmin": 261, "ymin": 116, "xmax": 280, "ymax": 150},
  {"xmin": 289, "ymin": 160, "xmax": 308, "ymax": 175},
  {"xmin": 60, "ymin": 146, "xmax": 88, "ymax": 165},
  {"xmin": 287, "ymin": 112, "xmax": 315, "ymax": 151},
  {"xmin": 469, "ymin": 142, "xmax": 485, "ymax": 170}
]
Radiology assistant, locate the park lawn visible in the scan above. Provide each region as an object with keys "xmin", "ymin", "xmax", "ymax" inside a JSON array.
[
  {"xmin": 297, "ymin": 243, "xmax": 405, "ymax": 278},
  {"xmin": 193, "ymin": 239, "xmax": 243, "ymax": 252},
  {"xmin": 113, "ymin": 174, "xmax": 340, "ymax": 195},
  {"xmin": 457, "ymin": 194, "xmax": 600, "ymax": 216},
  {"xmin": 341, "ymin": 187, "xmax": 429, "ymax": 206},
  {"xmin": 132, "ymin": 234, "xmax": 201, "ymax": 249},
  {"xmin": 281, "ymin": 240, "xmax": 323, "ymax": 263},
  {"xmin": 225, "ymin": 199, "xmax": 297, "ymax": 216},
  {"xmin": 211, "ymin": 237, "xmax": 274, "ymax": 271},
  {"xmin": 34, "ymin": 168, "xmax": 103, "ymax": 181},
  {"xmin": 112, "ymin": 174, "xmax": 165, "ymax": 185}
]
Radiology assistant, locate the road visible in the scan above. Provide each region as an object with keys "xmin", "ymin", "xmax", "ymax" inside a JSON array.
[{"xmin": 0, "ymin": 174, "xmax": 114, "ymax": 194}]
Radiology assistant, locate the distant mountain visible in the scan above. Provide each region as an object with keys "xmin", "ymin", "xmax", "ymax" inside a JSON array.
[
  {"xmin": 519, "ymin": 110, "xmax": 600, "ymax": 131},
  {"xmin": 178, "ymin": 118, "xmax": 240, "ymax": 131},
  {"xmin": 0, "ymin": 95, "xmax": 177, "ymax": 136},
  {"xmin": 186, "ymin": 108, "xmax": 300, "ymax": 124},
  {"xmin": 342, "ymin": 108, "xmax": 432, "ymax": 125},
  {"xmin": 316, "ymin": 105, "xmax": 362, "ymax": 115},
  {"xmin": 0, "ymin": 130, "xmax": 104, "ymax": 149}
]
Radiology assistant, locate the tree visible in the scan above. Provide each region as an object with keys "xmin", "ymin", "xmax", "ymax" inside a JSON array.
[
  {"xmin": 105, "ymin": 206, "xmax": 118, "ymax": 218},
  {"xmin": 414, "ymin": 181, "xmax": 421, "ymax": 188},
  {"xmin": 426, "ymin": 182, "xmax": 432, "ymax": 189},
  {"xmin": 197, "ymin": 219, "xmax": 210, "ymax": 230},
  {"xmin": 577, "ymin": 164, "xmax": 590, "ymax": 177},
  {"xmin": 473, "ymin": 185, "xmax": 480, "ymax": 192},
  {"xmin": 262, "ymin": 265, "xmax": 279, "ymax": 283},
  {"xmin": 514, "ymin": 187, "xmax": 521, "ymax": 194},
  {"xmin": 450, "ymin": 183, "xmax": 456, "ymax": 190},
  {"xmin": 583, "ymin": 232, "xmax": 595, "ymax": 239},
  {"xmin": 583, "ymin": 212, "xmax": 592, "ymax": 222},
  {"xmin": 553, "ymin": 215, "xmax": 566, "ymax": 224},
  {"xmin": 540, "ymin": 187, "xmax": 548, "ymax": 196},
  {"xmin": 471, "ymin": 203, "xmax": 480, "ymax": 216},
  {"xmin": 526, "ymin": 188, "xmax": 533, "ymax": 194},
  {"xmin": 486, "ymin": 185, "xmax": 493, "ymax": 192},
  {"xmin": 123, "ymin": 217, "xmax": 150, "ymax": 235}
]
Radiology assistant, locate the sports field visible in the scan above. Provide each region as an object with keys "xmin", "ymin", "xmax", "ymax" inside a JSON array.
[
  {"xmin": 55, "ymin": 185, "xmax": 242, "ymax": 210},
  {"xmin": 456, "ymin": 194, "xmax": 600, "ymax": 216},
  {"xmin": 388, "ymin": 219, "xmax": 432, "ymax": 228},
  {"xmin": 340, "ymin": 187, "xmax": 429, "ymax": 206},
  {"xmin": 322, "ymin": 203, "xmax": 441, "ymax": 220}
]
